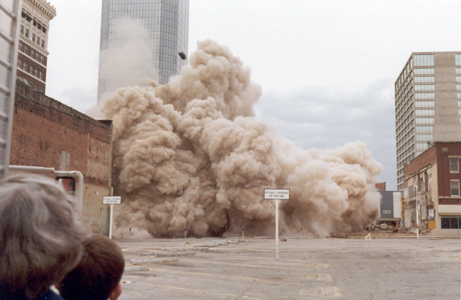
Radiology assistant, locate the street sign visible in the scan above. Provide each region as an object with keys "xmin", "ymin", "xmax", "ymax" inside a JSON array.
[
  {"xmin": 103, "ymin": 196, "xmax": 121, "ymax": 205},
  {"xmin": 416, "ymin": 192, "xmax": 421, "ymax": 205},
  {"xmin": 264, "ymin": 188, "xmax": 290, "ymax": 200}
]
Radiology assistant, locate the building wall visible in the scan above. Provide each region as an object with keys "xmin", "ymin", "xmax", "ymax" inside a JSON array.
[
  {"xmin": 10, "ymin": 82, "xmax": 113, "ymax": 233},
  {"xmin": 404, "ymin": 142, "xmax": 461, "ymax": 235}
]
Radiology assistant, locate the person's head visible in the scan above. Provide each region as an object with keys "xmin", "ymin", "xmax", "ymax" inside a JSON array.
[
  {"xmin": 0, "ymin": 174, "xmax": 88, "ymax": 300},
  {"xmin": 58, "ymin": 234, "xmax": 125, "ymax": 300}
]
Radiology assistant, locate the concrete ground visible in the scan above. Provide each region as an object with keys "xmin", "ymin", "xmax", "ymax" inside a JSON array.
[{"xmin": 117, "ymin": 235, "xmax": 461, "ymax": 300}]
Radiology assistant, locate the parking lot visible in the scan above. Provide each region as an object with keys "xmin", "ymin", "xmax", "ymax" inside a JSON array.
[{"xmin": 117, "ymin": 236, "xmax": 461, "ymax": 299}]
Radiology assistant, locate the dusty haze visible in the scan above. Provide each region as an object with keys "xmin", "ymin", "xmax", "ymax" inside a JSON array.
[{"xmin": 100, "ymin": 40, "xmax": 383, "ymax": 238}]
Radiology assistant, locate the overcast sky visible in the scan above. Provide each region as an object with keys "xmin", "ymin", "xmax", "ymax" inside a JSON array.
[{"xmin": 45, "ymin": 0, "xmax": 461, "ymax": 190}]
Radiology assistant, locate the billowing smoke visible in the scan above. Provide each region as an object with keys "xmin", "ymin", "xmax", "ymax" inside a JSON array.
[{"xmin": 101, "ymin": 40, "xmax": 383, "ymax": 238}]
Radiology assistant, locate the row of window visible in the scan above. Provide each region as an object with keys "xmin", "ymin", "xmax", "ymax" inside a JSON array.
[
  {"xmin": 415, "ymin": 77, "xmax": 435, "ymax": 83},
  {"xmin": 414, "ymin": 54, "xmax": 434, "ymax": 66},
  {"xmin": 416, "ymin": 117, "xmax": 434, "ymax": 124},
  {"xmin": 416, "ymin": 142, "xmax": 431, "ymax": 150},
  {"xmin": 414, "ymin": 68, "xmax": 434, "ymax": 75},
  {"xmin": 416, "ymin": 134, "xmax": 433, "ymax": 141},
  {"xmin": 415, "ymin": 85, "xmax": 435, "ymax": 91},
  {"xmin": 17, "ymin": 59, "xmax": 44, "ymax": 81},
  {"xmin": 415, "ymin": 101, "xmax": 435, "ymax": 107},
  {"xmin": 416, "ymin": 126, "xmax": 434, "ymax": 132},
  {"xmin": 415, "ymin": 93, "xmax": 435, "ymax": 99},
  {"xmin": 20, "ymin": 25, "xmax": 45, "ymax": 48},
  {"xmin": 21, "ymin": 11, "xmax": 47, "ymax": 33},
  {"xmin": 415, "ymin": 109, "xmax": 435, "ymax": 116},
  {"xmin": 18, "ymin": 42, "xmax": 46, "ymax": 65}
]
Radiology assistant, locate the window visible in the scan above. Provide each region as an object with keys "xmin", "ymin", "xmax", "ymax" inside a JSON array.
[
  {"xmin": 451, "ymin": 180, "xmax": 460, "ymax": 196},
  {"xmin": 32, "ymin": 33, "xmax": 35, "ymax": 42},
  {"xmin": 456, "ymin": 54, "xmax": 461, "ymax": 65},
  {"xmin": 441, "ymin": 216, "xmax": 461, "ymax": 229},
  {"xmin": 450, "ymin": 157, "xmax": 459, "ymax": 173},
  {"xmin": 20, "ymin": 25, "xmax": 24, "ymax": 34},
  {"xmin": 415, "ymin": 109, "xmax": 435, "ymax": 116},
  {"xmin": 416, "ymin": 118, "xmax": 434, "ymax": 124},
  {"xmin": 414, "ymin": 54, "xmax": 434, "ymax": 66},
  {"xmin": 415, "ymin": 68, "xmax": 434, "ymax": 74},
  {"xmin": 416, "ymin": 135, "xmax": 433, "ymax": 141},
  {"xmin": 25, "ymin": 28, "xmax": 29, "ymax": 37},
  {"xmin": 416, "ymin": 143, "xmax": 430, "ymax": 150},
  {"xmin": 415, "ymin": 77, "xmax": 435, "ymax": 83},
  {"xmin": 415, "ymin": 101, "xmax": 435, "ymax": 107},
  {"xmin": 416, "ymin": 126, "xmax": 433, "ymax": 132},
  {"xmin": 415, "ymin": 93, "xmax": 435, "ymax": 99},
  {"xmin": 415, "ymin": 85, "xmax": 435, "ymax": 91}
]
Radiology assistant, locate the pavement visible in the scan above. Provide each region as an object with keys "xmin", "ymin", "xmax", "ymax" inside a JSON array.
[{"xmin": 116, "ymin": 235, "xmax": 461, "ymax": 299}]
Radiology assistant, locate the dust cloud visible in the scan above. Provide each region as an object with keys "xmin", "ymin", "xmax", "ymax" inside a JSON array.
[{"xmin": 101, "ymin": 40, "xmax": 383, "ymax": 238}]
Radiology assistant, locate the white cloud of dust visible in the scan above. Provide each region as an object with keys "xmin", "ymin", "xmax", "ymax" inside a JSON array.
[{"xmin": 101, "ymin": 40, "xmax": 383, "ymax": 238}]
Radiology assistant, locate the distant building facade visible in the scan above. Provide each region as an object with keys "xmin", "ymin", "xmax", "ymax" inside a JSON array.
[
  {"xmin": 377, "ymin": 190, "xmax": 402, "ymax": 226},
  {"xmin": 395, "ymin": 52, "xmax": 461, "ymax": 190},
  {"xmin": 98, "ymin": 0, "xmax": 189, "ymax": 101},
  {"xmin": 16, "ymin": 0, "xmax": 56, "ymax": 93},
  {"xmin": 403, "ymin": 142, "xmax": 461, "ymax": 235}
]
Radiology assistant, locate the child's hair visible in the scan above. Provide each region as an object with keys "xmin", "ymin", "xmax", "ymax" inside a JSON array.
[{"xmin": 59, "ymin": 234, "xmax": 125, "ymax": 300}]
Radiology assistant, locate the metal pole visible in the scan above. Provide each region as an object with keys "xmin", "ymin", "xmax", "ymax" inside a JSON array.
[
  {"xmin": 416, "ymin": 206, "xmax": 419, "ymax": 239},
  {"xmin": 276, "ymin": 199, "xmax": 279, "ymax": 259},
  {"xmin": 109, "ymin": 204, "xmax": 114, "ymax": 239}
]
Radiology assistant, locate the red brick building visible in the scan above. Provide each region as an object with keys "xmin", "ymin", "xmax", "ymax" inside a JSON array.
[
  {"xmin": 404, "ymin": 142, "xmax": 461, "ymax": 235},
  {"xmin": 10, "ymin": 82, "xmax": 113, "ymax": 234}
]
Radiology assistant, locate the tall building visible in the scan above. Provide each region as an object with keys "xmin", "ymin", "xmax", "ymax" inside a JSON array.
[
  {"xmin": 98, "ymin": 0, "xmax": 189, "ymax": 102},
  {"xmin": 395, "ymin": 52, "xmax": 461, "ymax": 190},
  {"xmin": 16, "ymin": 0, "xmax": 56, "ymax": 93}
]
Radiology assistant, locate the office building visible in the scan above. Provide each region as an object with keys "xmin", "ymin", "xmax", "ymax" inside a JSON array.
[
  {"xmin": 98, "ymin": 0, "xmax": 189, "ymax": 102},
  {"xmin": 395, "ymin": 52, "xmax": 461, "ymax": 190},
  {"xmin": 16, "ymin": 0, "xmax": 56, "ymax": 93}
]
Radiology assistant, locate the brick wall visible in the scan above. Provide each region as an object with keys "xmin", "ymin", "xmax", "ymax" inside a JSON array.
[{"xmin": 11, "ymin": 81, "xmax": 113, "ymax": 233}]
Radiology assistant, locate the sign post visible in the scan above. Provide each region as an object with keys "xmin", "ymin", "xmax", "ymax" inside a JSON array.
[
  {"xmin": 264, "ymin": 188, "xmax": 290, "ymax": 259},
  {"xmin": 103, "ymin": 196, "xmax": 121, "ymax": 238},
  {"xmin": 416, "ymin": 192, "xmax": 421, "ymax": 239}
]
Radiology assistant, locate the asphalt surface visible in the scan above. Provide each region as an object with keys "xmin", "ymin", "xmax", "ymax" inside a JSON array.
[{"xmin": 116, "ymin": 236, "xmax": 461, "ymax": 299}]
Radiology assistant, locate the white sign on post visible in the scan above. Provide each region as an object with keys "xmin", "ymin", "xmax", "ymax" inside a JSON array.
[
  {"xmin": 264, "ymin": 188, "xmax": 290, "ymax": 259},
  {"xmin": 103, "ymin": 196, "xmax": 121, "ymax": 204},
  {"xmin": 103, "ymin": 196, "xmax": 121, "ymax": 239},
  {"xmin": 264, "ymin": 188, "xmax": 290, "ymax": 200}
]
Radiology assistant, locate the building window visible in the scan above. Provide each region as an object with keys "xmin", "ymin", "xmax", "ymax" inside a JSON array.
[
  {"xmin": 441, "ymin": 216, "xmax": 461, "ymax": 229},
  {"xmin": 451, "ymin": 180, "xmax": 460, "ymax": 197},
  {"xmin": 415, "ymin": 93, "xmax": 435, "ymax": 99},
  {"xmin": 414, "ymin": 54, "xmax": 434, "ymax": 66},
  {"xmin": 416, "ymin": 118, "xmax": 434, "ymax": 124},
  {"xmin": 20, "ymin": 25, "xmax": 24, "ymax": 34},
  {"xmin": 415, "ymin": 85, "xmax": 435, "ymax": 91},
  {"xmin": 416, "ymin": 143, "xmax": 430, "ymax": 150},
  {"xmin": 415, "ymin": 109, "xmax": 435, "ymax": 116},
  {"xmin": 456, "ymin": 54, "xmax": 461, "ymax": 66},
  {"xmin": 25, "ymin": 28, "xmax": 29, "ymax": 37},
  {"xmin": 415, "ymin": 68, "xmax": 434, "ymax": 74},
  {"xmin": 450, "ymin": 157, "xmax": 459, "ymax": 173},
  {"xmin": 416, "ymin": 126, "xmax": 434, "ymax": 132},
  {"xmin": 32, "ymin": 33, "xmax": 35, "ymax": 42},
  {"xmin": 415, "ymin": 101, "xmax": 435, "ymax": 107},
  {"xmin": 415, "ymin": 77, "xmax": 435, "ymax": 83}
]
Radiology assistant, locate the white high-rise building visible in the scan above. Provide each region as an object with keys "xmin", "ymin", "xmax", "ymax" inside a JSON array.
[
  {"xmin": 97, "ymin": 0, "xmax": 189, "ymax": 102},
  {"xmin": 395, "ymin": 52, "xmax": 461, "ymax": 190}
]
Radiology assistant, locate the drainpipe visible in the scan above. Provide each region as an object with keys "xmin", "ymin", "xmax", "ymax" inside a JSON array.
[{"xmin": 9, "ymin": 165, "xmax": 84, "ymax": 216}]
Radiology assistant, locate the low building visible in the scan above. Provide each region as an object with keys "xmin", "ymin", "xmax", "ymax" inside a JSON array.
[
  {"xmin": 377, "ymin": 190, "xmax": 402, "ymax": 227},
  {"xmin": 403, "ymin": 141, "xmax": 461, "ymax": 235},
  {"xmin": 10, "ymin": 81, "xmax": 113, "ymax": 234}
]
